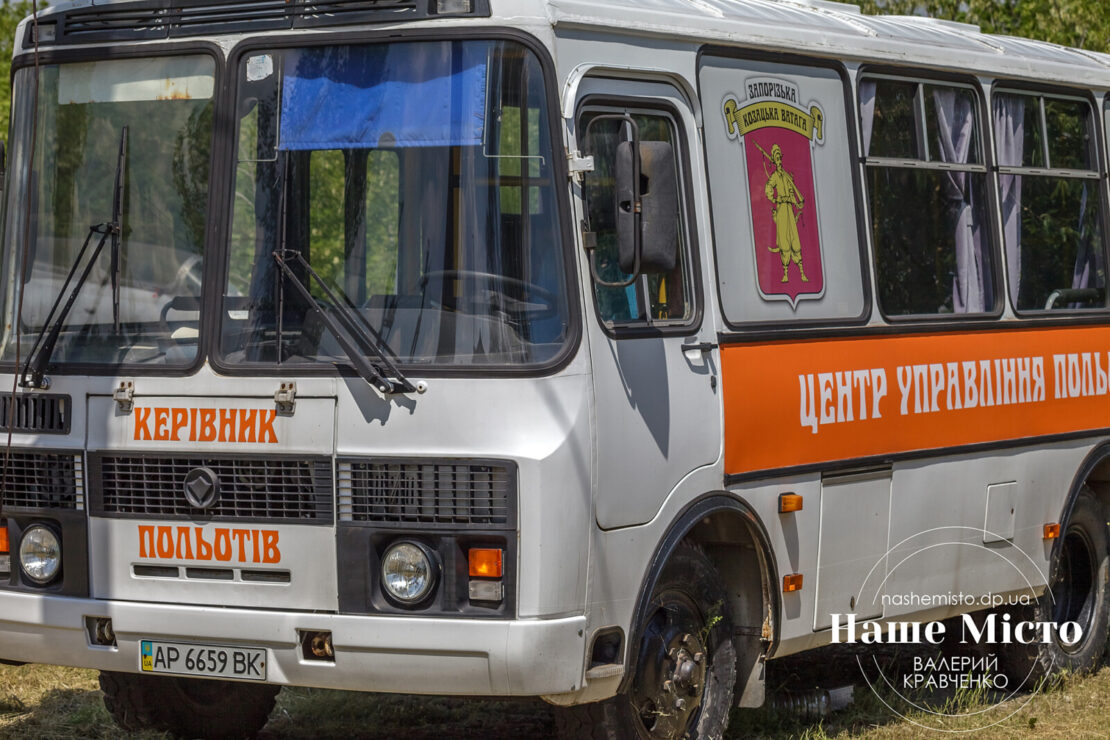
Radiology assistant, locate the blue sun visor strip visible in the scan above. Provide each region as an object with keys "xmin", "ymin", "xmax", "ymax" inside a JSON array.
[{"xmin": 278, "ymin": 42, "xmax": 487, "ymax": 150}]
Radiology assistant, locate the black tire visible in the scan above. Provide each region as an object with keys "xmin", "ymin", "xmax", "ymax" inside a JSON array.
[
  {"xmin": 998, "ymin": 490, "xmax": 1110, "ymax": 684},
  {"xmin": 555, "ymin": 541, "xmax": 737, "ymax": 739},
  {"xmin": 100, "ymin": 670, "xmax": 279, "ymax": 739}
]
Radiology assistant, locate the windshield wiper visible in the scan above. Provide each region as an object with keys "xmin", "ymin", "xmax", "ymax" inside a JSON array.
[
  {"xmin": 20, "ymin": 222, "xmax": 117, "ymax": 388},
  {"xmin": 110, "ymin": 126, "xmax": 128, "ymax": 332},
  {"xmin": 272, "ymin": 249, "xmax": 415, "ymax": 395},
  {"xmin": 21, "ymin": 126, "xmax": 128, "ymax": 389}
]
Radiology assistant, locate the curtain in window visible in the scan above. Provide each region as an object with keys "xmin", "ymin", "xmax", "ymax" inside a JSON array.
[
  {"xmin": 933, "ymin": 89, "xmax": 989, "ymax": 313},
  {"xmin": 859, "ymin": 80, "xmax": 876, "ymax": 157},
  {"xmin": 993, "ymin": 95, "xmax": 1024, "ymax": 302},
  {"xmin": 1070, "ymin": 181, "xmax": 1104, "ymax": 303},
  {"xmin": 278, "ymin": 43, "xmax": 487, "ymax": 150}
]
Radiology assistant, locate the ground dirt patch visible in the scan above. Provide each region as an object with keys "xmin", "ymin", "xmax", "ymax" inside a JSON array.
[{"xmin": 0, "ymin": 653, "xmax": 1108, "ymax": 738}]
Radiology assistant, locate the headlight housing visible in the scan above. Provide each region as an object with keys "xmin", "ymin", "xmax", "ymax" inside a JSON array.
[
  {"xmin": 19, "ymin": 525, "xmax": 61, "ymax": 584},
  {"xmin": 380, "ymin": 541, "xmax": 438, "ymax": 605}
]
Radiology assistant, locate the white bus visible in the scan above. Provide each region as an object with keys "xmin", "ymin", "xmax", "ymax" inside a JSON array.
[{"xmin": 1, "ymin": 0, "xmax": 1109, "ymax": 737}]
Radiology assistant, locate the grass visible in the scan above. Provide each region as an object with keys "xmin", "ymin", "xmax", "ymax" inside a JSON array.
[{"xmin": 0, "ymin": 662, "xmax": 1108, "ymax": 738}]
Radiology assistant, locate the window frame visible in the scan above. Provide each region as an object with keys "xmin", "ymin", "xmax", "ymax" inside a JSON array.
[
  {"xmin": 696, "ymin": 47, "xmax": 873, "ymax": 336},
  {"xmin": 992, "ymin": 84, "xmax": 1109, "ymax": 317},
  {"xmin": 210, "ymin": 27, "xmax": 583, "ymax": 380},
  {"xmin": 0, "ymin": 40, "xmax": 224, "ymax": 380},
  {"xmin": 859, "ymin": 70, "xmax": 1003, "ymax": 323},
  {"xmin": 575, "ymin": 95, "xmax": 703, "ymax": 339}
]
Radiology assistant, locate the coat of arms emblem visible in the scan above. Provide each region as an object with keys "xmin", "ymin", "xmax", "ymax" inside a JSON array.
[{"xmin": 723, "ymin": 78, "xmax": 826, "ymax": 308}]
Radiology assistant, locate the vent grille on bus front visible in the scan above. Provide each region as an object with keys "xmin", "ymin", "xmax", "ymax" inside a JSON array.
[
  {"xmin": 61, "ymin": 1, "xmax": 292, "ymax": 39},
  {"xmin": 0, "ymin": 451, "xmax": 83, "ymax": 510},
  {"xmin": 302, "ymin": 0, "xmax": 419, "ymax": 16},
  {"xmin": 33, "ymin": 0, "xmax": 490, "ymax": 45},
  {"xmin": 0, "ymin": 394, "xmax": 71, "ymax": 434},
  {"xmin": 337, "ymin": 459, "xmax": 515, "ymax": 528},
  {"xmin": 90, "ymin": 455, "xmax": 334, "ymax": 523}
]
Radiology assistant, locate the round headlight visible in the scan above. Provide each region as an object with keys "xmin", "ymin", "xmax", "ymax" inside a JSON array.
[
  {"xmin": 19, "ymin": 525, "xmax": 61, "ymax": 584},
  {"xmin": 381, "ymin": 541, "xmax": 438, "ymax": 605}
]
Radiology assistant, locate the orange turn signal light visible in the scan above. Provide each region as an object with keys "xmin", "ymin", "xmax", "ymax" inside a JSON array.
[
  {"xmin": 1043, "ymin": 523, "xmax": 1061, "ymax": 540},
  {"xmin": 779, "ymin": 493, "xmax": 803, "ymax": 513},
  {"xmin": 782, "ymin": 573, "xmax": 803, "ymax": 593},
  {"xmin": 0, "ymin": 523, "xmax": 7, "ymax": 554},
  {"xmin": 468, "ymin": 548, "xmax": 503, "ymax": 578}
]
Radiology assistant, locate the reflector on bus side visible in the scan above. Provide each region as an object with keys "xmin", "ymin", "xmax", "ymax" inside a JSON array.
[{"xmin": 778, "ymin": 493, "xmax": 803, "ymax": 513}]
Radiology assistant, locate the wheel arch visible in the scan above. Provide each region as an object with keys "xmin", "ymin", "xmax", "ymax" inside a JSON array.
[
  {"xmin": 1059, "ymin": 440, "xmax": 1110, "ymax": 560},
  {"xmin": 618, "ymin": 493, "xmax": 778, "ymax": 708}
]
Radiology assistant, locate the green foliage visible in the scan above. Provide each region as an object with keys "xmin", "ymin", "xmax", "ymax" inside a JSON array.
[
  {"xmin": 0, "ymin": 2, "xmax": 39, "ymax": 138},
  {"xmin": 305, "ymin": 148, "xmax": 400, "ymax": 301},
  {"xmin": 830, "ymin": 0, "xmax": 1110, "ymax": 53}
]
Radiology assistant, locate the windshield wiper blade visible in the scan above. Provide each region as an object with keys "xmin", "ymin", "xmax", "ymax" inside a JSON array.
[
  {"xmin": 20, "ymin": 126, "xmax": 128, "ymax": 389},
  {"xmin": 272, "ymin": 249, "xmax": 416, "ymax": 395},
  {"xmin": 110, "ymin": 126, "xmax": 128, "ymax": 333},
  {"xmin": 20, "ymin": 223, "xmax": 115, "ymax": 389}
]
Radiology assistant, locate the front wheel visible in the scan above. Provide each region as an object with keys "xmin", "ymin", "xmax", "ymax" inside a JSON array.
[
  {"xmin": 100, "ymin": 671, "xmax": 279, "ymax": 739},
  {"xmin": 998, "ymin": 490, "xmax": 1110, "ymax": 684},
  {"xmin": 556, "ymin": 541, "xmax": 737, "ymax": 739}
]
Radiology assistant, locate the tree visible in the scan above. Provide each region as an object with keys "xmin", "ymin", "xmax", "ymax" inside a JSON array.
[
  {"xmin": 829, "ymin": 1, "xmax": 1110, "ymax": 53},
  {"xmin": 0, "ymin": 1, "xmax": 38, "ymax": 137}
]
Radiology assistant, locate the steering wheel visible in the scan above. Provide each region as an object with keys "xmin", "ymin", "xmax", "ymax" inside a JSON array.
[{"xmin": 418, "ymin": 270, "xmax": 558, "ymax": 319}]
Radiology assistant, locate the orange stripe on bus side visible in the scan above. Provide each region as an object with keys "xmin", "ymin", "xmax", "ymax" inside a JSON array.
[{"xmin": 721, "ymin": 325, "xmax": 1110, "ymax": 477}]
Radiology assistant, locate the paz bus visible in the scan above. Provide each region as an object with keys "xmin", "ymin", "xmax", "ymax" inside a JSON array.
[{"xmin": 1, "ymin": 0, "xmax": 1110, "ymax": 737}]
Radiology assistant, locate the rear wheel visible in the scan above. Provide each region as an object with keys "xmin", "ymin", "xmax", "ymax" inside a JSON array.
[
  {"xmin": 998, "ymin": 490, "xmax": 1110, "ymax": 684},
  {"xmin": 556, "ymin": 541, "xmax": 736, "ymax": 739},
  {"xmin": 100, "ymin": 670, "xmax": 279, "ymax": 739}
]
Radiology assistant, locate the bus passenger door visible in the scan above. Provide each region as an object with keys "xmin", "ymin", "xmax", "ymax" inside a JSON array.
[{"xmin": 575, "ymin": 82, "xmax": 721, "ymax": 529}]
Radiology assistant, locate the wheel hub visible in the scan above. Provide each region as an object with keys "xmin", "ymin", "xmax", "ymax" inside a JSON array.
[{"xmin": 634, "ymin": 623, "xmax": 708, "ymax": 737}]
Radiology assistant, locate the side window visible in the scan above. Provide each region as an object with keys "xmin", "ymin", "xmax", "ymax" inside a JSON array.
[
  {"xmin": 580, "ymin": 109, "xmax": 693, "ymax": 328},
  {"xmin": 699, "ymin": 56, "xmax": 865, "ymax": 326},
  {"xmin": 995, "ymin": 91, "xmax": 1105, "ymax": 311},
  {"xmin": 860, "ymin": 76, "xmax": 995, "ymax": 317}
]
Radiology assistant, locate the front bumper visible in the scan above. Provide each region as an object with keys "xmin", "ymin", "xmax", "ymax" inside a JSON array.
[{"xmin": 0, "ymin": 591, "xmax": 586, "ymax": 696}]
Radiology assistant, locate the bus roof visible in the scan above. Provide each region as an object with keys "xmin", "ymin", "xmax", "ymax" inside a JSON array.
[
  {"xmin": 18, "ymin": 0, "xmax": 1110, "ymax": 89},
  {"xmin": 546, "ymin": 0, "xmax": 1110, "ymax": 87}
]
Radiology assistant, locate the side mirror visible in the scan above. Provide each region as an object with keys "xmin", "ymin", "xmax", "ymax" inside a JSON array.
[
  {"xmin": 581, "ymin": 114, "xmax": 680, "ymax": 288},
  {"xmin": 616, "ymin": 140, "xmax": 678, "ymax": 275}
]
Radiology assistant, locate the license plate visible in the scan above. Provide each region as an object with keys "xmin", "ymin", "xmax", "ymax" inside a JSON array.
[{"xmin": 140, "ymin": 640, "xmax": 267, "ymax": 681}]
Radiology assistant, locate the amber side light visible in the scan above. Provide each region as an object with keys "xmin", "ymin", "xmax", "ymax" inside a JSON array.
[
  {"xmin": 468, "ymin": 549, "xmax": 503, "ymax": 578},
  {"xmin": 782, "ymin": 573, "xmax": 803, "ymax": 593},
  {"xmin": 1043, "ymin": 523, "xmax": 1061, "ymax": 540},
  {"xmin": 779, "ymin": 493, "xmax": 803, "ymax": 513},
  {"xmin": 0, "ymin": 523, "xmax": 8, "ymax": 553}
]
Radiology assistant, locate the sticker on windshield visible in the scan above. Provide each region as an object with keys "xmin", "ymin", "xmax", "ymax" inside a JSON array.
[{"xmin": 246, "ymin": 54, "xmax": 274, "ymax": 83}]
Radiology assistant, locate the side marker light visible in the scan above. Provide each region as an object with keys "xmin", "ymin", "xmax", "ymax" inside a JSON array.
[
  {"xmin": 783, "ymin": 573, "xmax": 803, "ymax": 593},
  {"xmin": 779, "ymin": 494, "xmax": 803, "ymax": 513},
  {"xmin": 1043, "ymin": 523, "xmax": 1061, "ymax": 540}
]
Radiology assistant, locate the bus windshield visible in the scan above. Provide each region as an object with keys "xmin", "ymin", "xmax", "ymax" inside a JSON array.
[
  {"xmin": 0, "ymin": 55, "xmax": 215, "ymax": 369},
  {"xmin": 220, "ymin": 39, "xmax": 572, "ymax": 370}
]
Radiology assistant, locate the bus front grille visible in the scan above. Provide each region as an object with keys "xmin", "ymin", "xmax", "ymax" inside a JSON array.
[
  {"xmin": 90, "ymin": 455, "xmax": 334, "ymax": 523},
  {"xmin": 337, "ymin": 459, "xmax": 515, "ymax": 528},
  {"xmin": 0, "ymin": 451, "xmax": 82, "ymax": 510}
]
